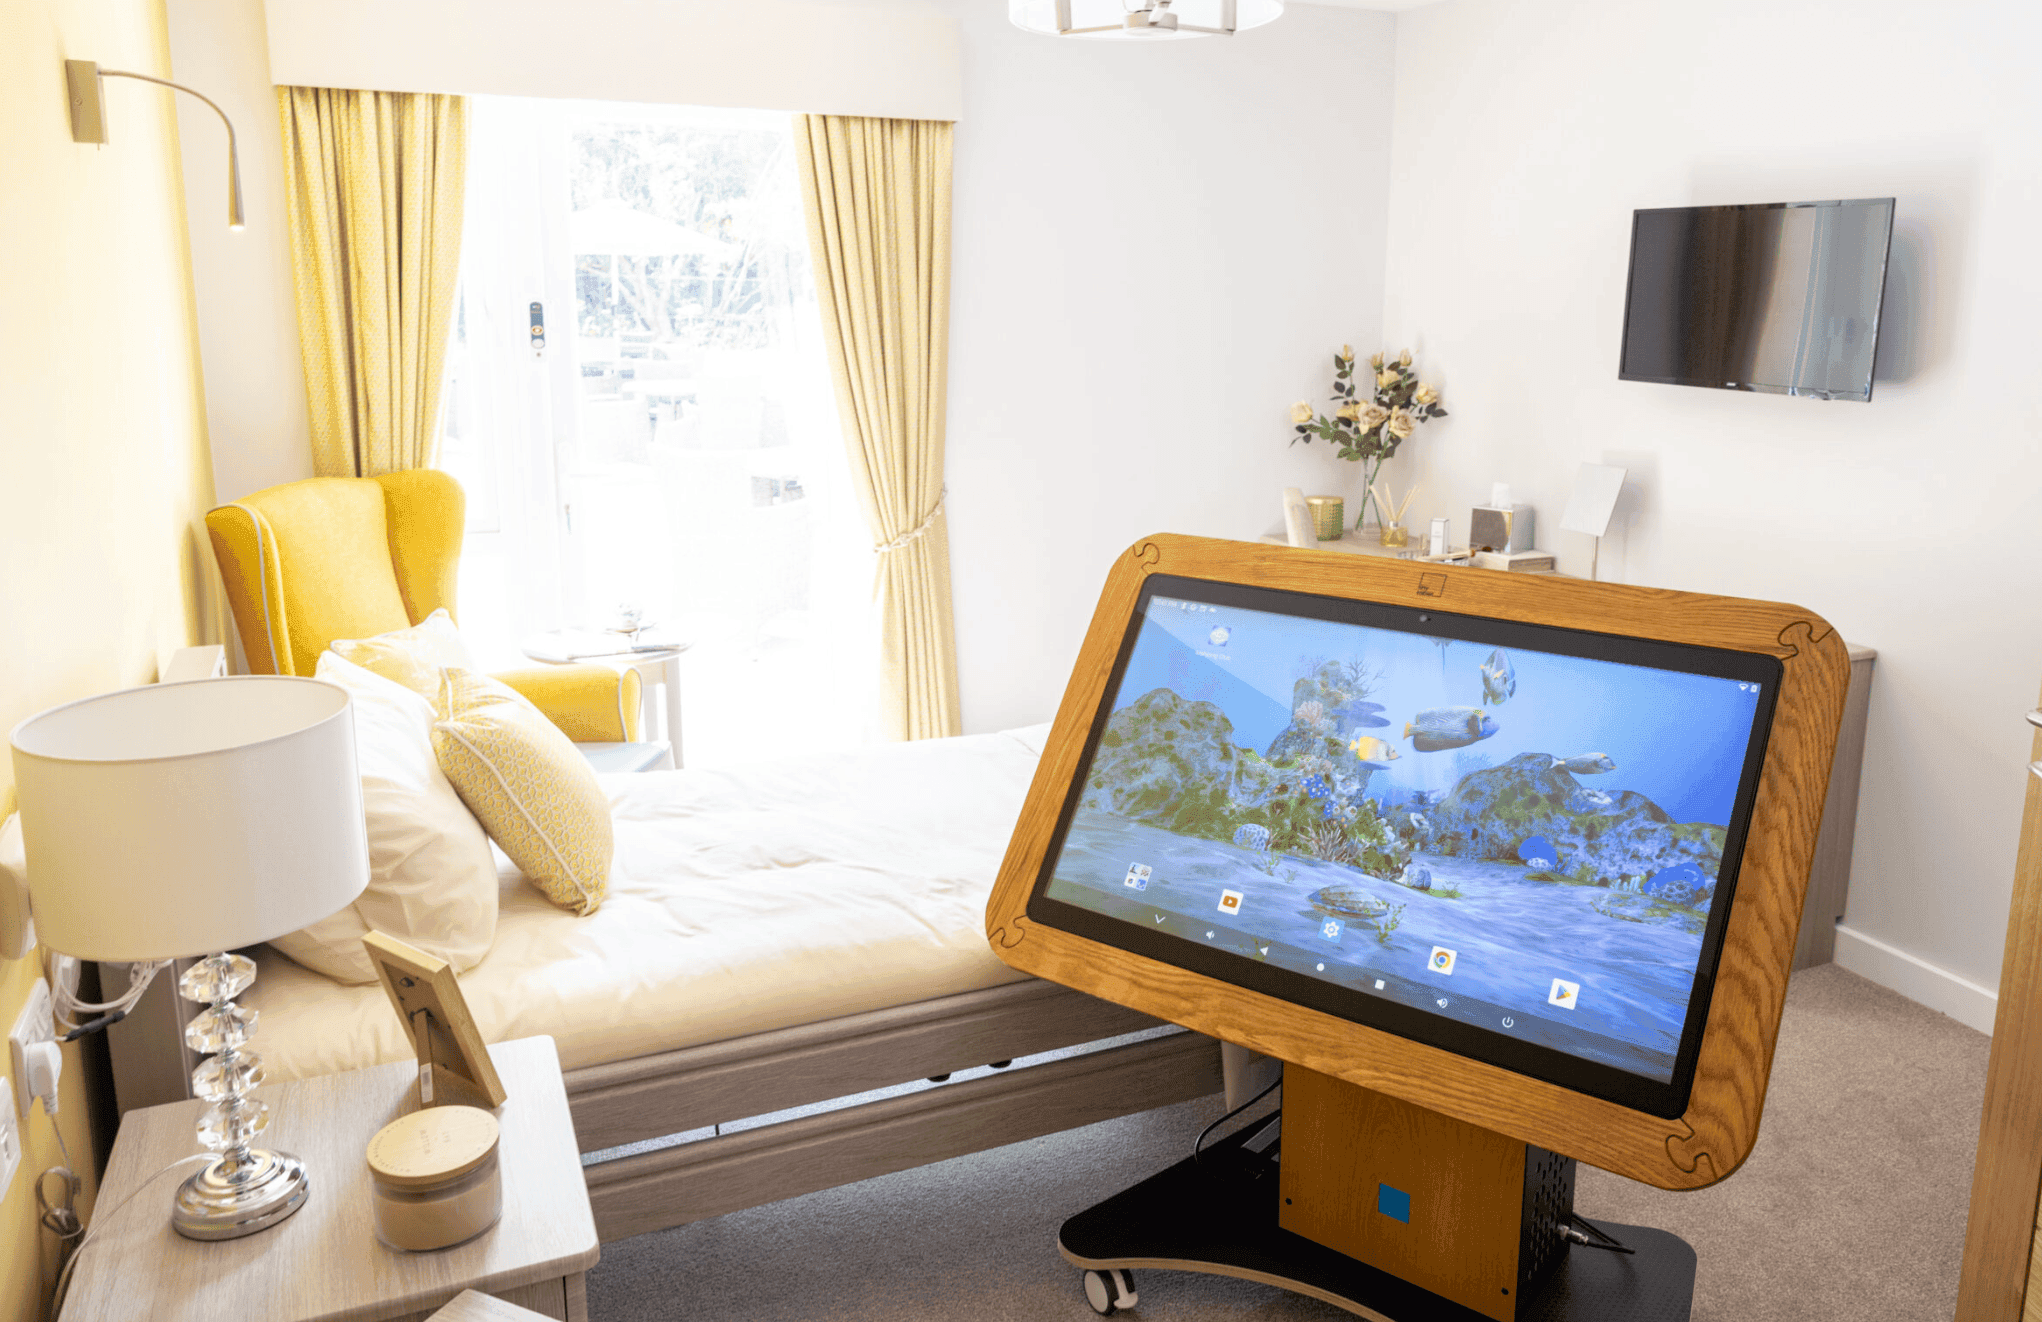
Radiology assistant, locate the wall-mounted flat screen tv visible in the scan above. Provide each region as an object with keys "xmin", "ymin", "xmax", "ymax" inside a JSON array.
[
  {"xmin": 1025, "ymin": 576, "xmax": 1781, "ymax": 1117},
  {"xmin": 1619, "ymin": 198, "xmax": 1895, "ymax": 402}
]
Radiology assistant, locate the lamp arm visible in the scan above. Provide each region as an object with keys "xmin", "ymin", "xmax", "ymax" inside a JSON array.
[{"xmin": 97, "ymin": 69, "xmax": 244, "ymax": 229}]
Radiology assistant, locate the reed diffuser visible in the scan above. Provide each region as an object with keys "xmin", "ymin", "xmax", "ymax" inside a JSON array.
[{"xmin": 1369, "ymin": 480, "xmax": 1419, "ymax": 548}]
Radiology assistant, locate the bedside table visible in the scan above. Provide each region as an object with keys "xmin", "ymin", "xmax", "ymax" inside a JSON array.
[{"xmin": 62, "ymin": 1037, "xmax": 598, "ymax": 1322}]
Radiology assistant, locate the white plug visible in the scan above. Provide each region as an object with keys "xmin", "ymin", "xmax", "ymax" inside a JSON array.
[{"xmin": 21, "ymin": 1041, "xmax": 60, "ymax": 1116}]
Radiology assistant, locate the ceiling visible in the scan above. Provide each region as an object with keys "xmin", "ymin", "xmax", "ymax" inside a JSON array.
[{"xmin": 1293, "ymin": 0, "xmax": 1444, "ymax": 11}]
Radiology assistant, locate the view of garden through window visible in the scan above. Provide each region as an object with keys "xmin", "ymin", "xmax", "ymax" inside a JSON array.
[{"xmin": 441, "ymin": 99, "xmax": 876, "ymax": 765}]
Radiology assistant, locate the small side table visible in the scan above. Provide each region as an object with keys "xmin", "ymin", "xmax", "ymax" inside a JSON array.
[
  {"xmin": 522, "ymin": 630, "xmax": 689, "ymax": 767},
  {"xmin": 63, "ymin": 1036, "xmax": 598, "ymax": 1322}
]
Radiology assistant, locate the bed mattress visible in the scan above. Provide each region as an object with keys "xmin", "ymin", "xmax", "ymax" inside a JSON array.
[{"xmin": 247, "ymin": 725, "xmax": 1049, "ymax": 1082}]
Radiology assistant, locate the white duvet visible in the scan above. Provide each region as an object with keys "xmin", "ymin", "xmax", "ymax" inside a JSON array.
[{"xmin": 247, "ymin": 726, "xmax": 1049, "ymax": 1082}]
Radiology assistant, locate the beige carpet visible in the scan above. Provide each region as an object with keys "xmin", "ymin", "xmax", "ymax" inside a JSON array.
[{"xmin": 586, "ymin": 965, "xmax": 1988, "ymax": 1320}]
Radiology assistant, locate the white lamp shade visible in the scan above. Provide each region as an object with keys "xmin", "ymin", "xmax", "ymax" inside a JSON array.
[
  {"xmin": 9, "ymin": 677, "xmax": 370, "ymax": 962},
  {"xmin": 1009, "ymin": 0, "xmax": 1283, "ymax": 39}
]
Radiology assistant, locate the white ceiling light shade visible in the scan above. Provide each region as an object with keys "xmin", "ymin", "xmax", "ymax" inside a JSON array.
[{"xmin": 1009, "ymin": 0, "xmax": 1285, "ymax": 40}]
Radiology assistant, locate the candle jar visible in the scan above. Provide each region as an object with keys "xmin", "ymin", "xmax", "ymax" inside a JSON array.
[
  {"xmin": 1305, "ymin": 496, "xmax": 1345, "ymax": 541},
  {"xmin": 367, "ymin": 1106, "xmax": 503, "ymax": 1252}
]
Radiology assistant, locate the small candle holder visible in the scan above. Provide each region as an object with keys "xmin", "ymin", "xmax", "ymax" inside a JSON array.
[{"xmin": 1305, "ymin": 496, "xmax": 1345, "ymax": 541}]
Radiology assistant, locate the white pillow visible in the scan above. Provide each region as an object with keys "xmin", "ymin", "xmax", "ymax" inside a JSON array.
[
  {"xmin": 327, "ymin": 608, "xmax": 480, "ymax": 700},
  {"xmin": 267, "ymin": 653, "xmax": 500, "ymax": 984}
]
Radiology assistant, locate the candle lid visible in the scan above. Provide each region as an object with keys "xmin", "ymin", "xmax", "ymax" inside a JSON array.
[{"xmin": 367, "ymin": 1106, "xmax": 500, "ymax": 1190}]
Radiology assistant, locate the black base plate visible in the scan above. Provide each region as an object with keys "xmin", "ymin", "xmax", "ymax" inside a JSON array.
[{"xmin": 1058, "ymin": 1141, "xmax": 1695, "ymax": 1322}]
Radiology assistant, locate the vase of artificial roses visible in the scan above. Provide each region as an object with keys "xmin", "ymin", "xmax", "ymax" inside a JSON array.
[{"xmin": 1289, "ymin": 346, "xmax": 1447, "ymax": 534}]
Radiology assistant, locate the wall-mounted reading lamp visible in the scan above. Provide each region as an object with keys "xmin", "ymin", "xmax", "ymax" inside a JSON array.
[{"xmin": 65, "ymin": 59, "xmax": 243, "ymax": 231}]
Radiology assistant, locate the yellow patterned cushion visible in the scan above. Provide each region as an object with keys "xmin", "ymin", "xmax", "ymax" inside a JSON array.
[
  {"xmin": 330, "ymin": 608, "xmax": 477, "ymax": 699},
  {"xmin": 431, "ymin": 667, "xmax": 613, "ymax": 914}
]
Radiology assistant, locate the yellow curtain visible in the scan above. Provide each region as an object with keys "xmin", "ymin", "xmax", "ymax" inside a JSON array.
[
  {"xmin": 278, "ymin": 87, "xmax": 468, "ymax": 477},
  {"xmin": 794, "ymin": 115, "xmax": 960, "ymax": 742}
]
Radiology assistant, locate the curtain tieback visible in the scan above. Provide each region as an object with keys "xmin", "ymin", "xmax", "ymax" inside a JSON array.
[{"xmin": 875, "ymin": 492, "xmax": 947, "ymax": 554}]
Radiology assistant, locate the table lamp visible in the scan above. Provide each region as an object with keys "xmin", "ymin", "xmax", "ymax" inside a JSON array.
[{"xmin": 9, "ymin": 676, "xmax": 369, "ymax": 1240}]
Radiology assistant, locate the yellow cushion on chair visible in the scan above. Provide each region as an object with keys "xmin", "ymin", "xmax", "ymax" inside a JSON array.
[{"xmin": 432, "ymin": 668, "xmax": 614, "ymax": 915}]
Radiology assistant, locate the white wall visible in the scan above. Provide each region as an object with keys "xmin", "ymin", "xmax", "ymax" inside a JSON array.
[
  {"xmin": 168, "ymin": 0, "xmax": 312, "ymax": 503},
  {"xmin": 943, "ymin": 1, "xmax": 1400, "ymax": 734},
  {"xmin": 1383, "ymin": 0, "xmax": 2042, "ymax": 1001}
]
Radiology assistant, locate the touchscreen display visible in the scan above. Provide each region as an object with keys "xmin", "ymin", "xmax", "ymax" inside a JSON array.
[{"xmin": 1030, "ymin": 578, "xmax": 1778, "ymax": 1110}]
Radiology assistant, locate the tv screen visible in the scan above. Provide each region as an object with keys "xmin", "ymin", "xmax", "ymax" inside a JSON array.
[
  {"xmin": 1025, "ymin": 576, "xmax": 1781, "ymax": 1116},
  {"xmin": 1619, "ymin": 198, "xmax": 1894, "ymax": 401}
]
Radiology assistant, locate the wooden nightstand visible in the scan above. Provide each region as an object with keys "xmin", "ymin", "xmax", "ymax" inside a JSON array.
[{"xmin": 62, "ymin": 1037, "xmax": 597, "ymax": 1322}]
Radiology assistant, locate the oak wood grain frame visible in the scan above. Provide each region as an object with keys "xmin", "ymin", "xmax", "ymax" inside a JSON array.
[
  {"xmin": 985, "ymin": 534, "xmax": 1850, "ymax": 1191},
  {"xmin": 1953, "ymin": 683, "xmax": 2042, "ymax": 1322}
]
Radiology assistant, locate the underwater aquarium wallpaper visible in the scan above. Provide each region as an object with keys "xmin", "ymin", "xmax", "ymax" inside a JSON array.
[{"xmin": 1041, "ymin": 592, "xmax": 1770, "ymax": 1084}]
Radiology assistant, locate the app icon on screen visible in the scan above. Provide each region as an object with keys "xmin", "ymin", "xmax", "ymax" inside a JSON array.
[
  {"xmin": 1123, "ymin": 863, "xmax": 1151, "ymax": 891},
  {"xmin": 1319, "ymin": 918, "xmax": 1344, "ymax": 943},
  {"xmin": 1374, "ymin": 979, "xmax": 1386, "ymax": 990},
  {"xmin": 1549, "ymin": 978, "xmax": 1581, "ymax": 1010},
  {"xmin": 1428, "ymin": 946, "xmax": 1457, "ymax": 976},
  {"xmin": 1217, "ymin": 888, "xmax": 1244, "ymax": 916},
  {"xmin": 1208, "ymin": 626, "xmax": 1231, "ymax": 647}
]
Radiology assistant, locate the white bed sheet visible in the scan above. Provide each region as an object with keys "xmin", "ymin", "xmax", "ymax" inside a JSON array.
[{"xmin": 247, "ymin": 725, "xmax": 1050, "ymax": 1082}]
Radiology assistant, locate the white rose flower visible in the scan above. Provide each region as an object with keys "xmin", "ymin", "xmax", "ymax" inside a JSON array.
[
  {"xmin": 1376, "ymin": 370, "xmax": 1398, "ymax": 389},
  {"xmin": 1398, "ymin": 349, "xmax": 1413, "ymax": 368},
  {"xmin": 1369, "ymin": 352, "xmax": 1384, "ymax": 369},
  {"xmin": 1414, "ymin": 383, "xmax": 1439, "ymax": 407},
  {"xmin": 1291, "ymin": 402, "xmax": 1315, "ymax": 424},
  {"xmin": 1387, "ymin": 407, "xmax": 1416, "ymax": 439},
  {"xmin": 1336, "ymin": 402, "xmax": 1361, "ymax": 422},
  {"xmin": 1340, "ymin": 344, "xmax": 1354, "ymax": 362},
  {"xmin": 1359, "ymin": 404, "xmax": 1390, "ymax": 431}
]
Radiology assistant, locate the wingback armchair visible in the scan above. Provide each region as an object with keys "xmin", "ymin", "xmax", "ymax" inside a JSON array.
[{"xmin": 205, "ymin": 470, "xmax": 641, "ymax": 742}]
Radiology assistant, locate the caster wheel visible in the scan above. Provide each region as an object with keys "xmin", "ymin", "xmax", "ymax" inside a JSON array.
[{"xmin": 1082, "ymin": 1268, "xmax": 1138, "ymax": 1315}]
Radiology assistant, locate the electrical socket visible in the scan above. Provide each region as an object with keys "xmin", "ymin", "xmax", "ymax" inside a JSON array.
[
  {"xmin": 9, "ymin": 978, "xmax": 53, "ymax": 1118},
  {"xmin": 0, "ymin": 1079, "xmax": 17, "ymax": 1194}
]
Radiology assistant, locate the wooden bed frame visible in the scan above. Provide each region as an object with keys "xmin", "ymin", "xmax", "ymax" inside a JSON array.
[{"xmin": 104, "ymin": 963, "xmax": 1224, "ymax": 1243}]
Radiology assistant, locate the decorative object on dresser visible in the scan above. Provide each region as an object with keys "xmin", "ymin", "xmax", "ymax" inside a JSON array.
[
  {"xmin": 1289, "ymin": 345, "xmax": 1447, "ymax": 533},
  {"xmin": 59, "ymin": 1036, "xmax": 598, "ymax": 1322},
  {"xmin": 1304, "ymin": 495, "xmax": 1345, "ymax": 542},
  {"xmin": 1469, "ymin": 483, "xmax": 1535, "ymax": 555},
  {"xmin": 1368, "ymin": 479, "xmax": 1419, "ymax": 548},
  {"xmin": 365, "ymin": 932, "xmax": 508, "ymax": 1110},
  {"xmin": 1558, "ymin": 462, "xmax": 1628, "ymax": 582},
  {"xmin": 9, "ymin": 676, "xmax": 371, "ymax": 1241},
  {"xmin": 1280, "ymin": 487, "xmax": 1316, "ymax": 549}
]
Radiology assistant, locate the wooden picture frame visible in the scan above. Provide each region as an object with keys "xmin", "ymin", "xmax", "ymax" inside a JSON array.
[
  {"xmin": 363, "ymin": 931, "xmax": 509, "ymax": 1109},
  {"xmin": 984, "ymin": 534, "xmax": 1850, "ymax": 1190}
]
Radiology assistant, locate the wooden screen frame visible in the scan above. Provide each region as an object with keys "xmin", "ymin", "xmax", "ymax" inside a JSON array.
[{"xmin": 984, "ymin": 534, "xmax": 1850, "ymax": 1190}]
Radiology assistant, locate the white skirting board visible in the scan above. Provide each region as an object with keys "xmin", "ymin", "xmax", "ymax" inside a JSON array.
[{"xmin": 1833, "ymin": 923, "xmax": 1999, "ymax": 1035}]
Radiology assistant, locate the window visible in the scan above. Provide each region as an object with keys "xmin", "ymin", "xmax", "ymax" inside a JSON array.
[{"xmin": 442, "ymin": 98, "xmax": 877, "ymax": 764}]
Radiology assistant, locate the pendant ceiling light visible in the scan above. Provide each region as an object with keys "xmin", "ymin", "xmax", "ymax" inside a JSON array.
[{"xmin": 1009, "ymin": 0, "xmax": 1285, "ymax": 40}]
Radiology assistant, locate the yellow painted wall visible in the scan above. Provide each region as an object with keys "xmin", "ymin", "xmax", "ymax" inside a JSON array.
[{"xmin": 0, "ymin": 0, "xmax": 219, "ymax": 1313}]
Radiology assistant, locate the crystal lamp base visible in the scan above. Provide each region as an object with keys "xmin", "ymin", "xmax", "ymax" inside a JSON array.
[{"xmin": 171, "ymin": 1147, "xmax": 310, "ymax": 1241}]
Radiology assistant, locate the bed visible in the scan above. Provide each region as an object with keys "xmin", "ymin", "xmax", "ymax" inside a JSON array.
[{"xmin": 103, "ymin": 724, "xmax": 1224, "ymax": 1243}]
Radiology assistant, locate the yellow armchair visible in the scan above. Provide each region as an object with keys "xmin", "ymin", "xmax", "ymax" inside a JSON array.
[{"xmin": 205, "ymin": 471, "xmax": 641, "ymax": 742}]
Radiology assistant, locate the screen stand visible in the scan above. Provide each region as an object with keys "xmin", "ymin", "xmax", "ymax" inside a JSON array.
[{"xmin": 1056, "ymin": 1064, "xmax": 1696, "ymax": 1321}]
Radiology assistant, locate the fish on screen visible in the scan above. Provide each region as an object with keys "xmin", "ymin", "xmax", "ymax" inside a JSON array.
[{"xmin": 1041, "ymin": 594, "xmax": 1769, "ymax": 1085}]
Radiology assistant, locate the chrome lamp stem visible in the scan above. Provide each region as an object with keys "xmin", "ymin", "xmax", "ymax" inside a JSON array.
[{"xmin": 170, "ymin": 951, "xmax": 310, "ymax": 1240}]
